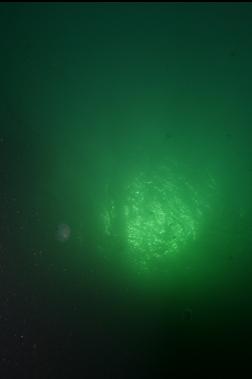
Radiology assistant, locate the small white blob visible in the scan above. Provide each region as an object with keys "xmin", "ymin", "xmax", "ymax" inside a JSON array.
[{"xmin": 56, "ymin": 223, "xmax": 71, "ymax": 242}]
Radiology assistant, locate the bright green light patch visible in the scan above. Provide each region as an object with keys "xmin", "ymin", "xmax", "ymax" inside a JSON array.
[{"xmin": 101, "ymin": 164, "xmax": 216, "ymax": 272}]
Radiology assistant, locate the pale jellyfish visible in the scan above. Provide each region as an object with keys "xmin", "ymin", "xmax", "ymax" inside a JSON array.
[{"xmin": 56, "ymin": 223, "xmax": 71, "ymax": 242}]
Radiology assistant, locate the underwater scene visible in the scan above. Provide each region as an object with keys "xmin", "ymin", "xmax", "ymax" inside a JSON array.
[{"xmin": 1, "ymin": 3, "xmax": 252, "ymax": 378}]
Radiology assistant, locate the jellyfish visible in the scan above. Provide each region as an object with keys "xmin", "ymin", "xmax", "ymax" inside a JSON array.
[{"xmin": 56, "ymin": 223, "xmax": 71, "ymax": 242}]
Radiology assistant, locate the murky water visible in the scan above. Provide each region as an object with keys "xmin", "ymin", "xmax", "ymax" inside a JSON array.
[{"xmin": 1, "ymin": 3, "xmax": 252, "ymax": 378}]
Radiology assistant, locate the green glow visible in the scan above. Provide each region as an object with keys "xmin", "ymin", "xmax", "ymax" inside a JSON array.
[{"xmin": 101, "ymin": 164, "xmax": 216, "ymax": 272}]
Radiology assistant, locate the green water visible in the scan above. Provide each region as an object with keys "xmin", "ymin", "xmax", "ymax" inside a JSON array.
[{"xmin": 1, "ymin": 3, "xmax": 252, "ymax": 377}]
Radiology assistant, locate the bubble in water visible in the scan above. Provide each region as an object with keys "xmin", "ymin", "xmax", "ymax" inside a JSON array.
[{"xmin": 56, "ymin": 223, "xmax": 71, "ymax": 242}]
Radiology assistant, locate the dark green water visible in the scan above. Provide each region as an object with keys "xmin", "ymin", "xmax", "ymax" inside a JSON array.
[{"xmin": 1, "ymin": 3, "xmax": 252, "ymax": 378}]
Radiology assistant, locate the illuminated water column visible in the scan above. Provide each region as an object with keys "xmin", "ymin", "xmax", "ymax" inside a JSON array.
[{"xmin": 101, "ymin": 163, "xmax": 216, "ymax": 273}]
